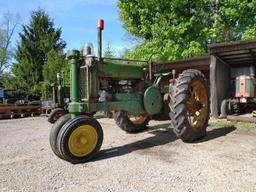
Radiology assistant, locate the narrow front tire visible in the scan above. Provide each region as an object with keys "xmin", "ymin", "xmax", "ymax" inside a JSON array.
[{"xmin": 57, "ymin": 116, "xmax": 103, "ymax": 164}]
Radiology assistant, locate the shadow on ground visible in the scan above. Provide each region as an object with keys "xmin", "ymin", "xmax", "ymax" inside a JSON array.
[
  {"xmin": 94, "ymin": 123, "xmax": 176, "ymax": 161},
  {"xmin": 197, "ymin": 126, "xmax": 236, "ymax": 143},
  {"xmin": 93, "ymin": 123, "xmax": 236, "ymax": 161}
]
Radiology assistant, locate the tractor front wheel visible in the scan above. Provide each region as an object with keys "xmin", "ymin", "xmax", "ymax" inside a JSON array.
[
  {"xmin": 48, "ymin": 108, "xmax": 67, "ymax": 124},
  {"xmin": 169, "ymin": 69, "xmax": 209, "ymax": 142},
  {"xmin": 56, "ymin": 116, "xmax": 103, "ymax": 164},
  {"xmin": 113, "ymin": 111, "xmax": 150, "ymax": 133},
  {"xmin": 49, "ymin": 114, "xmax": 71, "ymax": 159}
]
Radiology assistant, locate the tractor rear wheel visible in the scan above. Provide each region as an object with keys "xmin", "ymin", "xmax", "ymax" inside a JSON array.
[
  {"xmin": 169, "ymin": 69, "xmax": 209, "ymax": 142},
  {"xmin": 48, "ymin": 108, "xmax": 66, "ymax": 124},
  {"xmin": 57, "ymin": 116, "xmax": 103, "ymax": 164},
  {"xmin": 113, "ymin": 111, "xmax": 150, "ymax": 133},
  {"xmin": 49, "ymin": 114, "xmax": 71, "ymax": 159}
]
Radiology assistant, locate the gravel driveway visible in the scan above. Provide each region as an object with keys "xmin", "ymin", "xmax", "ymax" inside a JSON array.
[{"xmin": 0, "ymin": 116, "xmax": 256, "ymax": 192}]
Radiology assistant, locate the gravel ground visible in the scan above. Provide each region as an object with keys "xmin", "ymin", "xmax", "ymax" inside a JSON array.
[{"xmin": 0, "ymin": 116, "xmax": 256, "ymax": 192}]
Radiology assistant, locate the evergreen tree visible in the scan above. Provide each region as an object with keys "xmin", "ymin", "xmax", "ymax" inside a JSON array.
[
  {"xmin": 43, "ymin": 50, "xmax": 67, "ymax": 88},
  {"xmin": 12, "ymin": 9, "xmax": 66, "ymax": 99},
  {"xmin": 104, "ymin": 41, "xmax": 114, "ymax": 58}
]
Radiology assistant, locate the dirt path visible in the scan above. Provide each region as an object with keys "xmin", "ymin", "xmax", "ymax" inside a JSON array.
[{"xmin": 0, "ymin": 117, "xmax": 255, "ymax": 192}]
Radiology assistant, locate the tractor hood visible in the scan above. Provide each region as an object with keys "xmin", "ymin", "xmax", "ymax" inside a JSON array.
[{"xmin": 97, "ymin": 60, "xmax": 147, "ymax": 79}]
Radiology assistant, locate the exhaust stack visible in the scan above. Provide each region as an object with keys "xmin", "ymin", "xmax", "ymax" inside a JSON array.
[{"xmin": 97, "ymin": 19, "xmax": 104, "ymax": 63}]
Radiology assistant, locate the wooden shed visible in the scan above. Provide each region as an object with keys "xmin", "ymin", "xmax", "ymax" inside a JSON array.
[
  {"xmin": 154, "ymin": 39, "xmax": 256, "ymax": 118},
  {"xmin": 209, "ymin": 40, "xmax": 256, "ymax": 117}
]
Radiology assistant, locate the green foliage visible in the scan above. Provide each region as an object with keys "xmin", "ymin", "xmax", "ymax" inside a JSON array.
[
  {"xmin": 104, "ymin": 41, "xmax": 114, "ymax": 58},
  {"xmin": 209, "ymin": 0, "xmax": 256, "ymax": 42},
  {"xmin": 0, "ymin": 72, "xmax": 27, "ymax": 98},
  {"xmin": 43, "ymin": 50, "xmax": 67, "ymax": 85},
  {"xmin": 12, "ymin": 9, "xmax": 66, "ymax": 99},
  {"xmin": 241, "ymin": 25, "xmax": 256, "ymax": 40},
  {"xmin": 118, "ymin": 0, "xmax": 256, "ymax": 60}
]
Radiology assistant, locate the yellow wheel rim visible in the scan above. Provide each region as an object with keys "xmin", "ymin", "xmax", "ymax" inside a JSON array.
[
  {"xmin": 186, "ymin": 80, "xmax": 209, "ymax": 131},
  {"xmin": 68, "ymin": 125, "xmax": 98, "ymax": 157},
  {"xmin": 128, "ymin": 114, "xmax": 147, "ymax": 124}
]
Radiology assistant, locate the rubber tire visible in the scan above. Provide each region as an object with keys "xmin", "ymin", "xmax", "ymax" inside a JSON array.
[
  {"xmin": 49, "ymin": 114, "xmax": 71, "ymax": 159},
  {"xmin": 113, "ymin": 111, "xmax": 150, "ymax": 133},
  {"xmin": 169, "ymin": 69, "xmax": 209, "ymax": 142},
  {"xmin": 232, "ymin": 102, "xmax": 245, "ymax": 114},
  {"xmin": 57, "ymin": 116, "xmax": 103, "ymax": 164},
  {"xmin": 48, "ymin": 108, "xmax": 66, "ymax": 124}
]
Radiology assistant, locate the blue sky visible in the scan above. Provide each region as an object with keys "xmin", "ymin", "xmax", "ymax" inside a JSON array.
[{"xmin": 0, "ymin": 0, "xmax": 131, "ymax": 55}]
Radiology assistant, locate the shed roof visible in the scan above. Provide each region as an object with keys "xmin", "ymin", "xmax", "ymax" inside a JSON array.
[
  {"xmin": 155, "ymin": 55, "xmax": 210, "ymax": 71},
  {"xmin": 209, "ymin": 40, "xmax": 256, "ymax": 67}
]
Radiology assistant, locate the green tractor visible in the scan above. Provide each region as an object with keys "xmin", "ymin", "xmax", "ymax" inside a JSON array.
[
  {"xmin": 49, "ymin": 19, "xmax": 210, "ymax": 164},
  {"xmin": 47, "ymin": 73, "xmax": 70, "ymax": 124}
]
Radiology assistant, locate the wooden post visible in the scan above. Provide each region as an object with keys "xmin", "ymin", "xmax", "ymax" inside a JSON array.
[
  {"xmin": 210, "ymin": 55, "xmax": 230, "ymax": 118},
  {"xmin": 210, "ymin": 55, "xmax": 219, "ymax": 118}
]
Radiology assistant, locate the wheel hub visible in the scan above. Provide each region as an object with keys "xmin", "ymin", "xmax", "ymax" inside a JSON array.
[
  {"xmin": 186, "ymin": 80, "xmax": 208, "ymax": 131},
  {"xmin": 68, "ymin": 125, "xmax": 98, "ymax": 157},
  {"xmin": 79, "ymin": 136, "xmax": 87, "ymax": 145}
]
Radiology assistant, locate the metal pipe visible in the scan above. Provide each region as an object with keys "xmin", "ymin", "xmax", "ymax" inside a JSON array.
[
  {"xmin": 97, "ymin": 29, "xmax": 102, "ymax": 62},
  {"xmin": 97, "ymin": 19, "xmax": 104, "ymax": 63},
  {"xmin": 70, "ymin": 58, "xmax": 79, "ymax": 103},
  {"xmin": 67, "ymin": 50, "xmax": 80, "ymax": 118}
]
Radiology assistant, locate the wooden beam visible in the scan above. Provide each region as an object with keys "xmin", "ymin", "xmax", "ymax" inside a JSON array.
[
  {"xmin": 225, "ymin": 58, "xmax": 253, "ymax": 62},
  {"xmin": 152, "ymin": 56, "xmax": 210, "ymax": 72},
  {"xmin": 221, "ymin": 53, "xmax": 251, "ymax": 59},
  {"xmin": 249, "ymin": 49, "xmax": 256, "ymax": 63},
  {"xmin": 210, "ymin": 55, "xmax": 219, "ymax": 118},
  {"xmin": 215, "ymin": 55, "xmax": 230, "ymax": 68},
  {"xmin": 210, "ymin": 40, "xmax": 256, "ymax": 54}
]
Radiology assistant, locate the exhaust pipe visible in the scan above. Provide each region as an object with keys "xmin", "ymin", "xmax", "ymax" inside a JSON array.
[{"xmin": 97, "ymin": 19, "xmax": 104, "ymax": 63}]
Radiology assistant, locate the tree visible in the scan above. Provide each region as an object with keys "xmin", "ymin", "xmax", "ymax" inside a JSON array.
[
  {"xmin": 0, "ymin": 12, "xmax": 20, "ymax": 76},
  {"xmin": 43, "ymin": 50, "xmax": 67, "ymax": 86},
  {"xmin": 42, "ymin": 49, "xmax": 68, "ymax": 97},
  {"xmin": 12, "ymin": 9, "xmax": 66, "ymax": 99},
  {"xmin": 118, "ymin": 0, "xmax": 256, "ymax": 60},
  {"xmin": 210, "ymin": 0, "xmax": 256, "ymax": 42},
  {"xmin": 104, "ymin": 41, "xmax": 114, "ymax": 58}
]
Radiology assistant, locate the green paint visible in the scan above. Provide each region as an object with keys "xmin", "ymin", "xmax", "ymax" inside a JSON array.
[
  {"xmin": 69, "ymin": 102, "xmax": 87, "ymax": 113},
  {"xmin": 66, "ymin": 51, "xmax": 169, "ymax": 117},
  {"xmin": 69, "ymin": 91, "xmax": 144, "ymax": 115},
  {"xmin": 67, "ymin": 50, "xmax": 81, "ymax": 118},
  {"xmin": 143, "ymin": 86, "xmax": 163, "ymax": 115},
  {"xmin": 91, "ymin": 100, "xmax": 144, "ymax": 115},
  {"xmin": 245, "ymin": 79, "xmax": 251, "ymax": 94},
  {"xmin": 95, "ymin": 91, "xmax": 144, "ymax": 114},
  {"xmin": 115, "ymin": 92, "xmax": 142, "ymax": 101},
  {"xmin": 98, "ymin": 61, "xmax": 145, "ymax": 79},
  {"xmin": 235, "ymin": 80, "xmax": 240, "ymax": 94}
]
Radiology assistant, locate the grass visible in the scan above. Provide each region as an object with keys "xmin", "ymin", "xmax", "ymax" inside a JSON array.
[{"xmin": 209, "ymin": 118, "xmax": 256, "ymax": 129}]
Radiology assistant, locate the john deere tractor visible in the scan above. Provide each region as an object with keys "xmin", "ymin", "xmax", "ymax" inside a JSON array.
[
  {"xmin": 47, "ymin": 73, "xmax": 70, "ymax": 124},
  {"xmin": 49, "ymin": 19, "xmax": 210, "ymax": 164}
]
